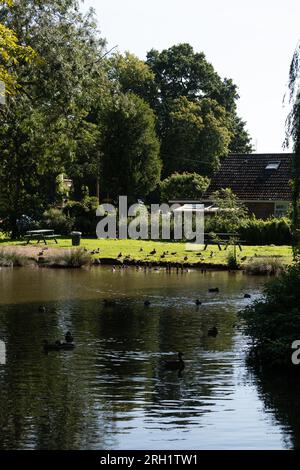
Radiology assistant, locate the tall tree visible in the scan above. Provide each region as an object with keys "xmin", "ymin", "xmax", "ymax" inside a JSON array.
[
  {"xmin": 0, "ymin": 0, "xmax": 36, "ymax": 96},
  {"xmin": 0, "ymin": 0, "xmax": 107, "ymax": 234},
  {"xmin": 101, "ymin": 92, "xmax": 161, "ymax": 201},
  {"xmin": 146, "ymin": 43, "xmax": 252, "ymax": 174},
  {"xmin": 161, "ymin": 96, "xmax": 232, "ymax": 176},
  {"xmin": 286, "ymin": 42, "xmax": 300, "ymax": 256}
]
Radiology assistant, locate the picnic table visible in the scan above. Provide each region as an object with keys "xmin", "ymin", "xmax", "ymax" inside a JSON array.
[
  {"xmin": 24, "ymin": 229, "xmax": 60, "ymax": 245},
  {"xmin": 203, "ymin": 233, "xmax": 245, "ymax": 251}
]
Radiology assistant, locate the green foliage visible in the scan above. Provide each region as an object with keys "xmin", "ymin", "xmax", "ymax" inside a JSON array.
[
  {"xmin": 0, "ymin": 0, "xmax": 107, "ymax": 235},
  {"xmin": 51, "ymin": 248, "xmax": 91, "ymax": 268},
  {"xmin": 101, "ymin": 93, "xmax": 161, "ymax": 201},
  {"xmin": 210, "ymin": 188, "xmax": 248, "ymax": 232},
  {"xmin": 239, "ymin": 264, "xmax": 300, "ymax": 367},
  {"xmin": 160, "ymin": 172, "xmax": 210, "ymax": 202},
  {"xmin": 42, "ymin": 208, "xmax": 74, "ymax": 235},
  {"xmin": 161, "ymin": 97, "xmax": 232, "ymax": 176},
  {"xmin": 146, "ymin": 43, "xmax": 252, "ymax": 170},
  {"xmin": 286, "ymin": 43, "xmax": 300, "ymax": 257},
  {"xmin": 244, "ymin": 257, "xmax": 285, "ymax": 275},
  {"xmin": 63, "ymin": 197, "xmax": 99, "ymax": 235},
  {"xmin": 0, "ymin": 249, "xmax": 29, "ymax": 267},
  {"xmin": 227, "ymin": 251, "xmax": 239, "ymax": 269},
  {"xmin": 239, "ymin": 217, "xmax": 292, "ymax": 245},
  {"xmin": 108, "ymin": 51, "xmax": 156, "ymax": 102}
]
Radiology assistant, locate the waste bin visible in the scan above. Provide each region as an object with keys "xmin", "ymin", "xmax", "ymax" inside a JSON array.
[{"xmin": 71, "ymin": 231, "xmax": 82, "ymax": 246}]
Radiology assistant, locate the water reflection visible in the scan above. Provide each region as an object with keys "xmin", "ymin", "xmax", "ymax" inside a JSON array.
[{"xmin": 0, "ymin": 267, "xmax": 294, "ymax": 449}]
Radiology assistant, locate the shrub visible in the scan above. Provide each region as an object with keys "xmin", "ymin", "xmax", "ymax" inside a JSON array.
[
  {"xmin": 160, "ymin": 172, "xmax": 210, "ymax": 202},
  {"xmin": 63, "ymin": 197, "xmax": 99, "ymax": 235},
  {"xmin": 42, "ymin": 208, "xmax": 75, "ymax": 235},
  {"xmin": 205, "ymin": 216, "xmax": 292, "ymax": 245},
  {"xmin": 0, "ymin": 250, "xmax": 29, "ymax": 267},
  {"xmin": 239, "ymin": 217, "xmax": 292, "ymax": 245},
  {"xmin": 50, "ymin": 249, "xmax": 91, "ymax": 268},
  {"xmin": 227, "ymin": 251, "xmax": 239, "ymax": 269},
  {"xmin": 239, "ymin": 263, "xmax": 300, "ymax": 368},
  {"xmin": 244, "ymin": 257, "xmax": 286, "ymax": 275}
]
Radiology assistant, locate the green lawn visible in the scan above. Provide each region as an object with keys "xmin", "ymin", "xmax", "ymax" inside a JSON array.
[{"xmin": 0, "ymin": 236, "xmax": 293, "ymax": 266}]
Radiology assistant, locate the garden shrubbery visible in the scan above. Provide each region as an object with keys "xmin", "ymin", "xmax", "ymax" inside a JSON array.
[
  {"xmin": 239, "ymin": 263, "xmax": 300, "ymax": 368},
  {"xmin": 205, "ymin": 216, "xmax": 292, "ymax": 245}
]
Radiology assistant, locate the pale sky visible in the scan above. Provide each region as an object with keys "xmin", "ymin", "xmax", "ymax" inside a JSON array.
[{"xmin": 83, "ymin": 0, "xmax": 300, "ymax": 153}]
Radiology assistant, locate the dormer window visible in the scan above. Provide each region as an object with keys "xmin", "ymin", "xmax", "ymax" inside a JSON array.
[{"xmin": 265, "ymin": 161, "xmax": 281, "ymax": 170}]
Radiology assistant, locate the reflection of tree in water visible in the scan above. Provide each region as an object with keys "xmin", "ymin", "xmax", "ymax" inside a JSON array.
[
  {"xmin": 0, "ymin": 301, "xmax": 118, "ymax": 450},
  {"xmin": 146, "ymin": 305, "xmax": 237, "ymax": 427},
  {"xmin": 251, "ymin": 367, "xmax": 300, "ymax": 450},
  {"xmin": 0, "ymin": 295, "xmax": 239, "ymax": 449}
]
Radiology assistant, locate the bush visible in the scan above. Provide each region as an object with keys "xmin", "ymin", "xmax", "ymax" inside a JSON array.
[
  {"xmin": 227, "ymin": 251, "xmax": 239, "ymax": 269},
  {"xmin": 42, "ymin": 208, "xmax": 75, "ymax": 235},
  {"xmin": 239, "ymin": 263, "xmax": 300, "ymax": 368},
  {"xmin": 205, "ymin": 216, "xmax": 292, "ymax": 245},
  {"xmin": 239, "ymin": 217, "xmax": 292, "ymax": 245},
  {"xmin": 244, "ymin": 257, "xmax": 286, "ymax": 275},
  {"xmin": 160, "ymin": 172, "xmax": 210, "ymax": 202},
  {"xmin": 63, "ymin": 197, "xmax": 99, "ymax": 235},
  {"xmin": 0, "ymin": 250, "xmax": 29, "ymax": 267},
  {"xmin": 50, "ymin": 248, "xmax": 91, "ymax": 268}
]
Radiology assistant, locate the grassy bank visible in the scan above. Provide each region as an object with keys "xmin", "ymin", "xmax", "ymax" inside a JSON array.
[{"xmin": 0, "ymin": 237, "xmax": 293, "ymax": 269}]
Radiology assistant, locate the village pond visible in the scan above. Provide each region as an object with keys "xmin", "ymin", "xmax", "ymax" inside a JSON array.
[{"xmin": 0, "ymin": 267, "xmax": 299, "ymax": 450}]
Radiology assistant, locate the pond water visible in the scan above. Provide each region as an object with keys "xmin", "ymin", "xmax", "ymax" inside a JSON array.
[{"xmin": 0, "ymin": 267, "xmax": 299, "ymax": 450}]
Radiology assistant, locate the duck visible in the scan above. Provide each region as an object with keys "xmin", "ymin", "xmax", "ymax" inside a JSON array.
[
  {"xmin": 209, "ymin": 288, "xmax": 219, "ymax": 293},
  {"xmin": 149, "ymin": 249, "xmax": 156, "ymax": 255},
  {"xmin": 184, "ymin": 256, "xmax": 188, "ymax": 261},
  {"xmin": 195, "ymin": 299, "xmax": 202, "ymax": 306},
  {"xmin": 208, "ymin": 327, "xmax": 218, "ymax": 337},
  {"xmin": 244, "ymin": 293, "xmax": 251, "ymax": 299},
  {"xmin": 65, "ymin": 331, "xmax": 74, "ymax": 343},
  {"xmin": 39, "ymin": 306, "xmax": 46, "ymax": 313},
  {"xmin": 164, "ymin": 352, "xmax": 185, "ymax": 371},
  {"xmin": 118, "ymin": 252, "xmax": 123, "ymax": 258},
  {"xmin": 144, "ymin": 300, "xmax": 151, "ymax": 307}
]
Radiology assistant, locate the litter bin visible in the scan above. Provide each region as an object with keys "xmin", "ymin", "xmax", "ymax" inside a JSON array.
[{"xmin": 71, "ymin": 231, "xmax": 82, "ymax": 246}]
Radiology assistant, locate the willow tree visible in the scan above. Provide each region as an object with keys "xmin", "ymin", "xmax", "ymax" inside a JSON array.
[{"xmin": 286, "ymin": 42, "xmax": 300, "ymax": 257}]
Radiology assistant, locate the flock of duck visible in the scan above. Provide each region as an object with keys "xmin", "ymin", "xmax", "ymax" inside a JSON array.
[{"xmin": 40, "ymin": 287, "xmax": 252, "ymax": 371}]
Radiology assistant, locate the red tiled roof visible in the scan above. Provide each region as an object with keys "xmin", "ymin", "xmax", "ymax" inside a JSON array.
[{"xmin": 204, "ymin": 153, "xmax": 294, "ymax": 201}]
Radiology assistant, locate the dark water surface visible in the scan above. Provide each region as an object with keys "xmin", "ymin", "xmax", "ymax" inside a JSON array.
[{"xmin": 0, "ymin": 267, "xmax": 298, "ymax": 450}]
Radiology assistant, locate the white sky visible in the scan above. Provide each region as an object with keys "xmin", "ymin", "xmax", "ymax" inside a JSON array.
[{"xmin": 82, "ymin": 0, "xmax": 300, "ymax": 153}]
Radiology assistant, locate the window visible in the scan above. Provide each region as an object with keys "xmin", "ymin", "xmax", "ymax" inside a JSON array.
[
  {"xmin": 266, "ymin": 161, "xmax": 281, "ymax": 170},
  {"xmin": 275, "ymin": 202, "xmax": 289, "ymax": 218}
]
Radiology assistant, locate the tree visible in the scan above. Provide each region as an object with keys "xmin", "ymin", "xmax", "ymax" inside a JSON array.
[
  {"xmin": 108, "ymin": 51, "xmax": 156, "ymax": 104},
  {"xmin": 286, "ymin": 42, "xmax": 300, "ymax": 257},
  {"xmin": 160, "ymin": 172, "xmax": 210, "ymax": 202},
  {"xmin": 211, "ymin": 188, "xmax": 248, "ymax": 232},
  {"xmin": 146, "ymin": 43, "xmax": 252, "ymax": 159},
  {"xmin": 0, "ymin": 0, "xmax": 107, "ymax": 235},
  {"xmin": 0, "ymin": 0, "xmax": 36, "ymax": 96},
  {"xmin": 101, "ymin": 93, "xmax": 161, "ymax": 201},
  {"xmin": 161, "ymin": 97, "xmax": 232, "ymax": 176}
]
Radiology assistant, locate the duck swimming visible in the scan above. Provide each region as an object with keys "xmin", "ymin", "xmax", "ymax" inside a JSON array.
[
  {"xmin": 144, "ymin": 300, "xmax": 151, "ymax": 307},
  {"xmin": 207, "ymin": 327, "xmax": 218, "ymax": 337},
  {"xmin": 195, "ymin": 299, "xmax": 202, "ymax": 306},
  {"xmin": 65, "ymin": 331, "xmax": 74, "ymax": 343},
  {"xmin": 164, "ymin": 352, "xmax": 185, "ymax": 371}
]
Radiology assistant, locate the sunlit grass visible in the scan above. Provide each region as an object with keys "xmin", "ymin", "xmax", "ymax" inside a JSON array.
[{"xmin": 0, "ymin": 236, "xmax": 293, "ymax": 267}]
